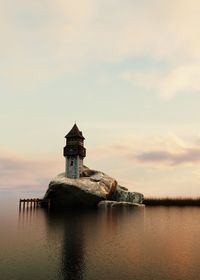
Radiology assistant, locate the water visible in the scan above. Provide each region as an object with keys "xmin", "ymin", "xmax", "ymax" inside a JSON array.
[{"xmin": 1, "ymin": 194, "xmax": 200, "ymax": 280}]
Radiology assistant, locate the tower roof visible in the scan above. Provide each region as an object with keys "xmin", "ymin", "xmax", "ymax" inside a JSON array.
[{"xmin": 65, "ymin": 124, "xmax": 85, "ymax": 139}]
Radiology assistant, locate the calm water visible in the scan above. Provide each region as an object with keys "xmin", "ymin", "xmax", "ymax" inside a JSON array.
[{"xmin": 1, "ymin": 194, "xmax": 200, "ymax": 280}]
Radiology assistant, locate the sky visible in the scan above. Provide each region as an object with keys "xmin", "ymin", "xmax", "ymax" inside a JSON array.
[{"xmin": 1, "ymin": 0, "xmax": 200, "ymax": 197}]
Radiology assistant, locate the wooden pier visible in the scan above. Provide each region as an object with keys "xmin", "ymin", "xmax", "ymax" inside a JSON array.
[{"xmin": 19, "ymin": 198, "xmax": 51, "ymax": 210}]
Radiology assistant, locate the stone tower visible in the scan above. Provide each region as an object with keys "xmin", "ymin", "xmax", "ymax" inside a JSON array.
[{"xmin": 63, "ymin": 124, "xmax": 86, "ymax": 179}]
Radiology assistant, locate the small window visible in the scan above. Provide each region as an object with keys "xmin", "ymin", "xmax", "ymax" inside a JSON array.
[{"xmin": 70, "ymin": 161, "xmax": 74, "ymax": 166}]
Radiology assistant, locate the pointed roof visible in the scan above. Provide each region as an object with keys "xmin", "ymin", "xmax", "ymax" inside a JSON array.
[{"xmin": 65, "ymin": 124, "xmax": 85, "ymax": 139}]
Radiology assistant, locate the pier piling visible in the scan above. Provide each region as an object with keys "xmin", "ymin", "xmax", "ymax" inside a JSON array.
[{"xmin": 19, "ymin": 198, "xmax": 42, "ymax": 210}]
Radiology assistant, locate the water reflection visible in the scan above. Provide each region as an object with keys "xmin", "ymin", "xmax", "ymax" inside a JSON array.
[
  {"xmin": 47, "ymin": 211, "xmax": 91, "ymax": 280},
  {"xmin": 47, "ymin": 210, "xmax": 87, "ymax": 280},
  {"xmin": 45, "ymin": 207, "xmax": 145, "ymax": 280},
  {"xmin": 18, "ymin": 204, "xmax": 37, "ymax": 226},
  {"xmin": 63, "ymin": 217, "xmax": 84, "ymax": 280},
  {"xmin": 15, "ymin": 205, "xmax": 200, "ymax": 280}
]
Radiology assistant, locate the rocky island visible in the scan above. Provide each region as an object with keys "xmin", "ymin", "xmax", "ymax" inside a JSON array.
[
  {"xmin": 44, "ymin": 166, "xmax": 144, "ymax": 209},
  {"xmin": 43, "ymin": 124, "xmax": 144, "ymax": 209}
]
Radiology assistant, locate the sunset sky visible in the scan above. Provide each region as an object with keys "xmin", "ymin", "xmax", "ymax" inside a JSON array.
[{"xmin": 1, "ymin": 0, "xmax": 200, "ymax": 197}]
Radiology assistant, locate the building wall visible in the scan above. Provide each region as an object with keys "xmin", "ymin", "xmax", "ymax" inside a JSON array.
[
  {"xmin": 66, "ymin": 156, "xmax": 77, "ymax": 178},
  {"xmin": 79, "ymin": 158, "xmax": 83, "ymax": 176},
  {"xmin": 65, "ymin": 156, "xmax": 83, "ymax": 178}
]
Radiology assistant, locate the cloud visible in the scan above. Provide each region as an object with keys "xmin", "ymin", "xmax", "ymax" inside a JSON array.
[
  {"xmin": 90, "ymin": 134, "xmax": 200, "ymax": 167},
  {"xmin": 121, "ymin": 64, "xmax": 200, "ymax": 99},
  {"xmin": 131, "ymin": 134, "xmax": 200, "ymax": 166},
  {"xmin": 0, "ymin": 155, "xmax": 62, "ymax": 191},
  {"xmin": 1, "ymin": 0, "xmax": 200, "ymax": 94},
  {"xmin": 135, "ymin": 148, "xmax": 200, "ymax": 165}
]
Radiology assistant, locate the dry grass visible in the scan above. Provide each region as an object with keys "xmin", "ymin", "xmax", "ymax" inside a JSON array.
[{"xmin": 144, "ymin": 197, "xmax": 200, "ymax": 206}]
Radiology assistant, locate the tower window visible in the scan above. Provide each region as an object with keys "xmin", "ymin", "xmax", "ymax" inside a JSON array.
[{"xmin": 70, "ymin": 161, "xmax": 74, "ymax": 166}]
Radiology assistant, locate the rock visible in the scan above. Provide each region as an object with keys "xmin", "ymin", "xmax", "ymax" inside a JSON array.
[
  {"xmin": 108, "ymin": 185, "xmax": 144, "ymax": 204},
  {"xmin": 98, "ymin": 200, "xmax": 145, "ymax": 208},
  {"xmin": 44, "ymin": 166, "xmax": 117, "ymax": 209},
  {"xmin": 118, "ymin": 185, "xmax": 128, "ymax": 191},
  {"xmin": 44, "ymin": 166, "xmax": 144, "ymax": 209}
]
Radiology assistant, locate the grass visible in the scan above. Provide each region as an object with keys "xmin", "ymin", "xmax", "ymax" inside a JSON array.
[{"xmin": 144, "ymin": 197, "xmax": 200, "ymax": 206}]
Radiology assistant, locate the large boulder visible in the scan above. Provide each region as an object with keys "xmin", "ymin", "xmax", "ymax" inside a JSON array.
[
  {"xmin": 44, "ymin": 167, "xmax": 117, "ymax": 209},
  {"xmin": 108, "ymin": 185, "xmax": 144, "ymax": 204},
  {"xmin": 98, "ymin": 200, "xmax": 145, "ymax": 208}
]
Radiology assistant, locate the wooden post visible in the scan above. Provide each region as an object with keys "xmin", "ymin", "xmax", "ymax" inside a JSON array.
[
  {"xmin": 48, "ymin": 199, "xmax": 51, "ymax": 210},
  {"xmin": 19, "ymin": 198, "xmax": 43, "ymax": 210},
  {"xmin": 23, "ymin": 199, "xmax": 25, "ymax": 210}
]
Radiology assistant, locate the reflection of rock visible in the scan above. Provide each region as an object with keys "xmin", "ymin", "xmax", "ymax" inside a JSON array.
[
  {"xmin": 46, "ymin": 210, "xmax": 86, "ymax": 280},
  {"xmin": 108, "ymin": 186, "xmax": 144, "ymax": 204},
  {"xmin": 98, "ymin": 200, "xmax": 145, "ymax": 208},
  {"xmin": 62, "ymin": 213, "xmax": 84, "ymax": 280},
  {"xmin": 44, "ymin": 166, "xmax": 117, "ymax": 208}
]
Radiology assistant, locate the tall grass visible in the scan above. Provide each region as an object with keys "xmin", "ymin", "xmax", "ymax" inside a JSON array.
[{"xmin": 144, "ymin": 197, "xmax": 200, "ymax": 206}]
